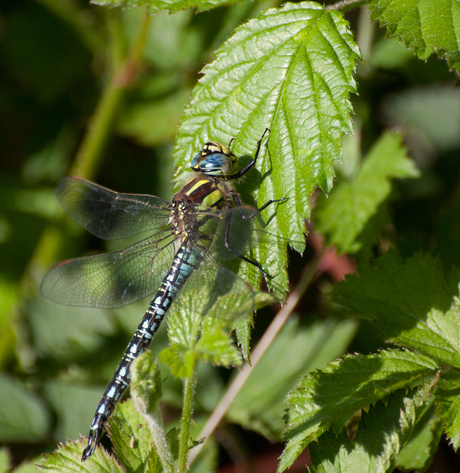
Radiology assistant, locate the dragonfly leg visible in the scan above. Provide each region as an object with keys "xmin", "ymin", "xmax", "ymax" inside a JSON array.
[
  {"xmin": 231, "ymin": 189, "xmax": 287, "ymax": 219},
  {"xmin": 224, "ymin": 214, "xmax": 270, "ymax": 279},
  {"xmin": 225, "ymin": 128, "xmax": 270, "ymax": 180}
]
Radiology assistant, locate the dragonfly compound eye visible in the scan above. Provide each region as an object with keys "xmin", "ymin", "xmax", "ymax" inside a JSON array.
[{"xmin": 191, "ymin": 142, "xmax": 237, "ymax": 176}]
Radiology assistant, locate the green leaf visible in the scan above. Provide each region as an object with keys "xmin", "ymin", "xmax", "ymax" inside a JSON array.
[
  {"xmin": 36, "ymin": 438, "xmax": 125, "ymax": 472},
  {"xmin": 395, "ymin": 387, "xmax": 442, "ymax": 472},
  {"xmin": 314, "ymin": 131, "xmax": 419, "ymax": 254},
  {"xmin": 382, "ymin": 85, "xmax": 460, "ymax": 154},
  {"xmin": 173, "ymin": 1, "xmax": 360, "ymax": 275},
  {"xmin": 279, "ymin": 349, "xmax": 438, "ymax": 472},
  {"xmin": 159, "ymin": 277, "xmax": 260, "ymax": 378},
  {"xmin": 370, "ymin": 0, "xmax": 460, "ymax": 71},
  {"xmin": 195, "ymin": 316, "xmax": 242, "ymax": 368},
  {"xmin": 435, "ymin": 369, "xmax": 460, "ymax": 449},
  {"xmin": 160, "ymin": 345, "xmax": 198, "ymax": 379},
  {"xmin": 29, "ymin": 297, "xmax": 114, "ymax": 358},
  {"xmin": 334, "ymin": 252, "xmax": 460, "ymax": 368},
  {"xmin": 0, "ymin": 374, "xmax": 50, "ymax": 443},
  {"xmin": 309, "ymin": 385, "xmax": 438, "ymax": 473},
  {"xmin": 108, "ymin": 401, "xmax": 165, "ymax": 473},
  {"xmin": 127, "ymin": 352, "xmax": 175, "ymax": 472},
  {"xmin": 228, "ymin": 317, "xmax": 357, "ymax": 439}
]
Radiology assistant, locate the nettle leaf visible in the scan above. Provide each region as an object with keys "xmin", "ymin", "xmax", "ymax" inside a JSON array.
[
  {"xmin": 435, "ymin": 370, "xmax": 460, "ymax": 449},
  {"xmin": 108, "ymin": 401, "xmax": 155, "ymax": 471},
  {"xmin": 309, "ymin": 385, "xmax": 438, "ymax": 473},
  {"xmin": 159, "ymin": 270, "xmax": 267, "ymax": 378},
  {"xmin": 334, "ymin": 252, "xmax": 460, "ymax": 368},
  {"xmin": 36, "ymin": 438, "xmax": 124, "ymax": 472},
  {"xmin": 314, "ymin": 131, "xmax": 419, "ymax": 254},
  {"xmin": 370, "ymin": 0, "xmax": 460, "ymax": 71},
  {"xmin": 159, "ymin": 286, "xmax": 244, "ymax": 378},
  {"xmin": 173, "ymin": 1, "xmax": 360, "ymax": 282},
  {"xmin": 108, "ymin": 355, "xmax": 171, "ymax": 472},
  {"xmin": 279, "ymin": 349, "xmax": 438, "ymax": 472}
]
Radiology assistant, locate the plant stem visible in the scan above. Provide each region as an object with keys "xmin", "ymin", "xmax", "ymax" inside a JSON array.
[
  {"xmin": 326, "ymin": 0, "xmax": 369, "ymax": 12},
  {"xmin": 178, "ymin": 371, "xmax": 197, "ymax": 473},
  {"xmin": 187, "ymin": 249, "xmax": 326, "ymax": 465}
]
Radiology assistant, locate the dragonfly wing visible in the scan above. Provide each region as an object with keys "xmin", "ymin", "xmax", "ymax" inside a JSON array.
[
  {"xmin": 189, "ymin": 205, "xmax": 269, "ymax": 263},
  {"xmin": 56, "ymin": 177, "xmax": 171, "ymax": 240},
  {"xmin": 40, "ymin": 230, "xmax": 176, "ymax": 308}
]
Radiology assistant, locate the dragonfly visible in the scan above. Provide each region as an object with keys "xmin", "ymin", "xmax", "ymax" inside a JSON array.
[{"xmin": 40, "ymin": 129, "xmax": 283, "ymax": 461}]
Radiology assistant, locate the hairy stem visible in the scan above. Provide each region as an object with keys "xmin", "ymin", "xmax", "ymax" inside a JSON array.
[{"xmin": 178, "ymin": 372, "xmax": 197, "ymax": 472}]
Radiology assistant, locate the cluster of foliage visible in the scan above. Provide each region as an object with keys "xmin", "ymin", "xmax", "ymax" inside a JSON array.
[{"xmin": 1, "ymin": 0, "xmax": 460, "ymax": 471}]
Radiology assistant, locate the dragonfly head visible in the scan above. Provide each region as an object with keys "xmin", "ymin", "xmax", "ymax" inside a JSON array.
[{"xmin": 191, "ymin": 142, "xmax": 237, "ymax": 177}]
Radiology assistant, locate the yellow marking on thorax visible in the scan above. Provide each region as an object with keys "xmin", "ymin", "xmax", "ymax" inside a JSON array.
[
  {"xmin": 202, "ymin": 189, "xmax": 223, "ymax": 208},
  {"xmin": 186, "ymin": 179, "xmax": 210, "ymax": 195}
]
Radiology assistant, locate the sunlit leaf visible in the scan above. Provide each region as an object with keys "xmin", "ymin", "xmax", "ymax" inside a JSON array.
[
  {"xmin": 173, "ymin": 2, "xmax": 360, "ymax": 280},
  {"xmin": 279, "ymin": 350, "xmax": 438, "ymax": 472},
  {"xmin": 36, "ymin": 439, "xmax": 124, "ymax": 472},
  {"xmin": 370, "ymin": 0, "xmax": 460, "ymax": 71}
]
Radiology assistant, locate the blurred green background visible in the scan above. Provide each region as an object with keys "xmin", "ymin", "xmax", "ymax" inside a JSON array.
[{"xmin": 1, "ymin": 0, "xmax": 460, "ymax": 469}]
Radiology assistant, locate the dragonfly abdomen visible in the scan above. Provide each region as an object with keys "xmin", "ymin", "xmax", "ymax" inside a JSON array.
[{"xmin": 82, "ymin": 242, "xmax": 201, "ymax": 461}]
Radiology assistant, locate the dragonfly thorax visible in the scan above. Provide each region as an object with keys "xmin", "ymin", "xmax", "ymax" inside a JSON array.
[{"xmin": 172, "ymin": 174, "xmax": 234, "ymax": 211}]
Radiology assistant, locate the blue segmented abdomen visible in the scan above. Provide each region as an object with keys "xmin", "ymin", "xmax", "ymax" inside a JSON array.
[{"xmin": 82, "ymin": 243, "xmax": 201, "ymax": 460}]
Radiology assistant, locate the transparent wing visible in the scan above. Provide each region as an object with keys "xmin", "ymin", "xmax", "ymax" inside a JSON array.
[
  {"xmin": 40, "ymin": 229, "xmax": 176, "ymax": 308},
  {"xmin": 169, "ymin": 206, "xmax": 275, "ymax": 324},
  {"xmin": 56, "ymin": 177, "xmax": 171, "ymax": 240},
  {"xmin": 42, "ymin": 202, "xmax": 286, "ymax": 315}
]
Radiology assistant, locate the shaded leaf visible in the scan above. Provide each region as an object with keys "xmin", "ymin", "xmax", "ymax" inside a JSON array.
[
  {"xmin": 108, "ymin": 401, "xmax": 161, "ymax": 472},
  {"xmin": 93, "ymin": 0, "xmax": 259, "ymax": 15},
  {"xmin": 0, "ymin": 374, "xmax": 50, "ymax": 443},
  {"xmin": 334, "ymin": 252, "xmax": 460, "ymax": 368},
  {"xmin": 128, "ymin": 352, "xmax": 175, "ymax": 471},
  {"xmin": 0, "ymin": 449, "xmax": 8, "ymax": 473},
  {"xmin": 436, "ymin": 369, "xmax": 460, "ymax": 449},
  {"xmin": 396, "ymin": 393, "xmax": 442, "ymax": 472},
  {"xmin": 314, "ymin": 131, "xmax": 419, "ymax": 254},
  {"xmin": 118, "ymin": 89, "xmax": 191, "ymax": 147},
  {"xmin": 309, "ymin": 385, "xmax": 438, "ymax": 473},
  {"xmin": 44, "ymin": 383, "xmax": 105, "ymax": 443}
]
